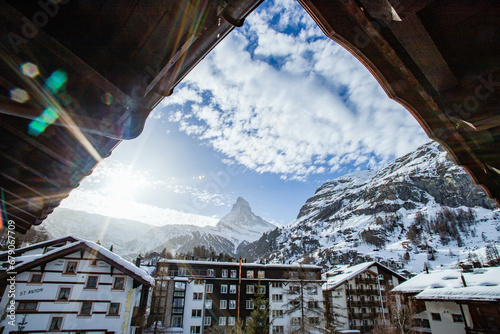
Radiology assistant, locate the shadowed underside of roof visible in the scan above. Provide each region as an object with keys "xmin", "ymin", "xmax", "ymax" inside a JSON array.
[
  {"xmin": 298, "ymin": 0, "xmax": 500, "ymax": 207},
  {"xmin": 0, "ymin": 0, "xmax": 263, "ymax": 232}
]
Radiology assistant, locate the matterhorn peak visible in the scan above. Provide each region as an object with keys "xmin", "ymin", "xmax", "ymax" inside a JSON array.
[{"xmin": 217, "ymin": 197, "xmax": 274, "ymax": 232}]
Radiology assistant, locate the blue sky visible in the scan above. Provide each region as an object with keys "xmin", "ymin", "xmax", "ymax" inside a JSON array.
[{"xmin": 59, "ymin": 0, "xmax": 428, "ymax": 225}]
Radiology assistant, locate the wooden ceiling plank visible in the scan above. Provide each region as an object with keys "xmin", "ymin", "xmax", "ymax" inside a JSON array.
[
  {"xmin": 388, "ymin": 14, "xmax": 458, "ymax": 93},
  {"xmin": 386, "ymin": 0, "xmax": 435, "ymax": 19},
  {"xmin": 0, "ymin": 0, "xmax": 132, "ymax": 108}
]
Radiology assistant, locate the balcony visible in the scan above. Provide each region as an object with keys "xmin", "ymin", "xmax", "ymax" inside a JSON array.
[
  {"xmin": 350, "ymin": 312, "xmax": 378, "ymax": 320},
  {"xmin": 355, "ymin": 277, "xmax": 378, "ymax": 284},
  {"xmin": 349, "ymin": 300, "xmax": 382, "ymax": 308},
  {"xmin": 346, "ymin": 288, "xmax": 380, "ymax": 295}
]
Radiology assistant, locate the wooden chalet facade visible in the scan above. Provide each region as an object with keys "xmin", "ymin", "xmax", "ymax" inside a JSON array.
[
  {"xmin": 0, "ymin": 236, "xmax": 154, "ymax": 334},
  {"xmin": 323, "ymin": 262, "xmax": 405, "ymax": 333}
]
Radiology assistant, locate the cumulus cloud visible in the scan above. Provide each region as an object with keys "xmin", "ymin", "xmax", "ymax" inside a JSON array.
[{"xmin": 160, "ymin": 0, "xmax": 428, "ymax": 180}]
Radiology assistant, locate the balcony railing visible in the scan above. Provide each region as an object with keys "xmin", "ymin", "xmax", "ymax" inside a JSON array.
[
  {"xmin": 350, "ymin": 312, "xmax": 378, "ymax": 320},
  {"xmin": 346, "ymin": 288, "xmax": 380, "ymax": 295},
  {"xmin": 355, "ymin": 277, "xmax": 378, "ymax": 284},
  {"xmin": 349, "ymin": 300, "xmax": 382, "ymax": 307}
]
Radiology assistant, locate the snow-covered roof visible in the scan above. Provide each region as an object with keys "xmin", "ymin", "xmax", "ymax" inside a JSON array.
[
  {"xmin": 1, "ymin": 236, "xmax": 154, "ymax": 286},
  {"xmin": 393, "ymin": 267, "xmax": 500, "ymax": 302},
  {"xmin": 324, "ymin": 262, "xmax": 376, "ymax": 290},
  {"xmin": 323, "ymin": 261, "xmax": 404, "ymax": 291}
]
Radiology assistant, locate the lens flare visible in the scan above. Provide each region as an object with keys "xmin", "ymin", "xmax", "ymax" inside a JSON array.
[
  {"xmin": 21, "ymin": 62, "xmax": 40, "ymax": 78},
  {"xmin": 9, "ymin": 88, "xmax": 29, "ymax": 103}
]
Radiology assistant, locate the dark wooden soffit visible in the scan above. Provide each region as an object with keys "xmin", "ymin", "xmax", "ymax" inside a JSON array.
[
  {"xmin": 298, "ymin": 0, "xmax": 500, "ymax": 207},
  {"xmin": 0, "ymin": 0, "xmax": 263, "ymax": 233}
]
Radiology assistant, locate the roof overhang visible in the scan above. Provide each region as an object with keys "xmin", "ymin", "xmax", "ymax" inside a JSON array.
[
  {"xmin": 298, "ymin": 0, "xmax": 500, "ymax": 207},
  {"xmin": 0, "ymin": 0, "xmax": 263, "ymax": 232}
]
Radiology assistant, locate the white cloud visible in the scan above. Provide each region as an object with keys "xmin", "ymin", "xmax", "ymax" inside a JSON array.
[{"xmin": 160, "ymin": 0, "xmax": 428, "ymax": 180}]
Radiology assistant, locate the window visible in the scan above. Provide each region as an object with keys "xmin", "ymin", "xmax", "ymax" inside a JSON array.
[
  {"xmin": 219, "ymin": 317, "xmax": 226, "ymax": 326},
  {"xmin": 231, "ymin": 270, "xmax": 237, "ymax": 278},
  {"xmin": 64, "ymin": 261, "xmax": 77, "ymax": 274},
  {"xmin": 272, "ymin": 310, "xmax": 283, "ymax": 318},
  {"xmin": 259, "ymin": 286, "xmax": 266, "ymax": 294},
  {"xmin": 272, "ymin": 326, "xmax": 284, "ymax": 334},
  {"xmin": 306, "ymin": 271, "xmax": 316, "ymax": 279},
  {"xmin": 291, "ymin": 318, "xmax": 301, "ymax": 326},
  {"xmin": 29, "ymin": 273, "xmax": 43, "ymax": 283},
  {"xmin": 246, "ymin": 300, "xmax": 254, "ymax": 309},
  {"xmin": 205, "ymin": 299, "xmax": 212, "ymax": 309},
  {"xmin": 308, "ymin": 301, "xmax": 319, "ymax": 309},
  {"xmin": 206, "ymin": 284, "xmax": 213, "ymax": 293},
  {"xmin": 452, "ymin": 314, "xmax": 464, "ymax": 322},
  {"xmin": 221, "ymin": 284, "xmax": 228, "ymax": 294},
  {"xmin": 57, "ymin": 287, "xmax": 71, "ymax": 301},
  {"xmin": 112, "ymin": 277, "xmax": 125, "ymax": 290},
  {"xmin": 258, "ymin": 270, "xmax": 265, "ymax": 278},
  {"xmin": 108, "ymin": 303, "xmax": 120, "ymax": 316},
  {"xmin": 306, "ymin": 286, "xmax": 318, "ymax": 295},
  {"xmin": 192, "ymin": 309, "xmax": 202, "ymax": 317},
  {"xmin": 207, "ymin": 269, "xmax": 215, "ymax": 277},
  {"xmin": 247, "ymin": 270, "xmax": 254, "ymax": 278},
  {"xmin": 190, "ymin": 326, "xmax": 201, "ymax": 334},
  {"xmin": 246, "ymin": 285, "xmax": 255, "ymax": 294},
  {"xmin": 228, "ymin": 317, "xmax": 236, "ymax": 326},
  {"xmin": 194, "ymin": 279, "xmax": 203, "ymax": 285},
  {"xmin": 272, "ymin": 294, "xmax": 283, "ymax": 302},
  {"xmin": 17, "ymin": 301, "xmax": 37, "ymax": 311},
  {"xmin": 222, "ymin": 269, "xmax": 228, "ymax": 277},
  {"xmin": 220, "ymin": 300, "xmax": 227, "ymax": 309},
  {"xmin": 378, "ymin": 274, "xmax": 384, "ymax": 280},
  {"xmin": 229, "ymin": 300, "xmax": 236, "ymax": 309},
  {"xmin": 193, "ymin": 292, "xmax": 203, "ymax": 300},
  {"xmin": 86, "ymin": 276, "xmax": 98, "ymax": 289},
  {"xmin": 171, "ymin": 315, "xmax": 183, "ymax": 327},
  {"xmin": 309, "ymin": 317, "xmax": 320, "ymax": 326},
  {"xmin": 230, "ymin": 285, "xmax": 237, "ymax": 294},
  {"xmin": 431, "ymin": 313, "xmax": 441, "ymax": 321},
  {"xmin": 289, "ymin": 271, "xmax": 299, "ymax": 279},
  {"xmin": 173, "ymin": 298, "xmax": 184, "ymax": 308},
  {"xmin": 204, "ymin": 316, "xmax": 212, "ymax": 326},
  {"xmin": 272, "ymin": 282, "xmax": 283, "ymax": 288},
  {"xmin": 48, "ymin": 316, "xmax": 63, "ymax": 331},
  {"xmin": 178, "ymin": 267, "xmax": 186, "ymax": 276},
  {"xmin": 79, "ymin": 302, "xmax": 92, "ymax": 316}
]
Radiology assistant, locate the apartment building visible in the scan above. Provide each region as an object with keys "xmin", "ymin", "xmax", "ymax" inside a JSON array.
[
  {"xmin": 148, "ymin": 259, "xmax": 325, "ymax": 334},
  {"xmin": 0, "ymin": 236, "xmax": 154, "ymax": 334},
  {"xmin": 323, "ymin": 261, "xmax": 405, "ymax": 333}
]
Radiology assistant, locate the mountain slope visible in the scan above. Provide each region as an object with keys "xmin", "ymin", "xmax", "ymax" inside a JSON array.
[
  {"xmin": 44, "ymin": 197, "xmax": 274, "ymax": 260},
  {"xmin": 241, "ymin": 142, "xmax": 500, "ymax": 272}
]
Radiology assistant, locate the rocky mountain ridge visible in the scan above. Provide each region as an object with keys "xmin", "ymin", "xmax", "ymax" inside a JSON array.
[
  {"xmin": 240, "ymin": 142, "xmax": 500, "ymax": 272},
  {"xmin": 44, "ymin": 197, "xmax": 275, "ymax": 260}
]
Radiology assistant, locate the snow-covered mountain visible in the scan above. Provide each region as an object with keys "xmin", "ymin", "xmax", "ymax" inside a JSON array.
[
  {"xmin": 43, "ymin": 197, "xmax": 274, "ymax": 260},
  {"xmin": 241, "ymin": 142, "xmax": 500, "ymax": 272}
]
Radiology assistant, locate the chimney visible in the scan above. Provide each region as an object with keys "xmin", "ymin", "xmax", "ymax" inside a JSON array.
[
  {"xmin": 461, "ymin": 274, "xmax": 467, "ymax": 287},
  {"xmin": 135, "ymin": 256, "xmax": 142, "ymax": 267}
]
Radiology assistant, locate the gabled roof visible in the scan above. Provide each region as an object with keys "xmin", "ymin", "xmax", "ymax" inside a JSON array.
[
  {"xmin": 0, "ymin": 235, "xmax": 80, "ymax": 260},
  {"xmin": 392, "ymin": 267, "xmax": 500, "ymax": 302},
  {"xmin": 0, "ymin": 236, "xmax": 154, "ymax": 286},
  {"xmin": 323, "ymin": 261, "xmax": 405, "ymax": 291}
]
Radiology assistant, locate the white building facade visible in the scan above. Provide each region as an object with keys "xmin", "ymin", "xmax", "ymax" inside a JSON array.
[{"xmin": 0, "ymin": 236, "xmax": 154, "ymax": 334}]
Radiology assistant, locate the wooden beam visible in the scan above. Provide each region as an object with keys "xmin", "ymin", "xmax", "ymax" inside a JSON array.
[
  {"xmin": 388, "ymin": 14, "xmax": 458, "ymax": 93},
  {"xmin": 386, "ymin": 0, "xmax": 435, "ymax": 19},
  {"xmin": 358, "ymin": 0, "xmax": 401, "ymax": 22}
]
